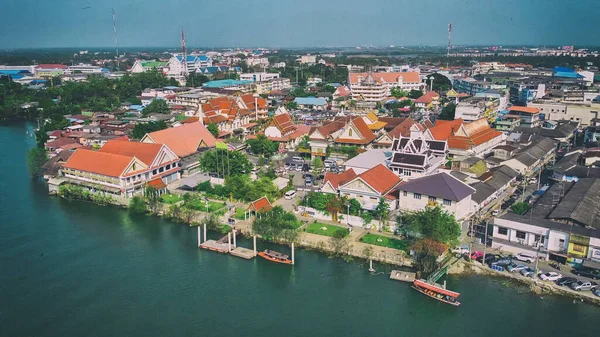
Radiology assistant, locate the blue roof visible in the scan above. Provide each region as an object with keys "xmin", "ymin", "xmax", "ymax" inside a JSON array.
[
  {"xmin": 328, "ymin": 83, "xmax": 342, "ymax": 87},
  {"xmin": 0, "ymin": 69, "xmax": 29, "ymax": 75},
  {"xmin": 553, "ymin": 66, "xmax": 573, "ymax": 73},
  {"xmin": 202, "ymin": 79, "xmax": 252, "ymax": 88},
  {"xmin": 164, "ymin": 86, "xmax": 178, "ymax": 90},
  {"xmin": 176, "ymin": 55, "xmax": 210, "ymax": 63},
  {"xmin": 294, "ymin": 97, "xmax": 328, "ymax": 106},
  {"xmin": 129, "ymin": 105, "xmax": 144, "ymax": 111},
  {"xmin": 553, "ymin": 71, "xmax": 584, "ymax": 79}
]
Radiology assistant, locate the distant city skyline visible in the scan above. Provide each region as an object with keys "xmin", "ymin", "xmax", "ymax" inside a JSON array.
[{"xmin": 2, "ymin": 0, "xmax": 599, "ymax": 49}]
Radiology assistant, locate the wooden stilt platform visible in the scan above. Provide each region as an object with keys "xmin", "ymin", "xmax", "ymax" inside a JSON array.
[
  {"xmin": 200, "ymin": 240, "xmax": 229, "ymax": 253},
  {"xmin": 390, "ymin": 270, "xmax": 416, "ymax": 282},
  {"xmin": 230, "ymin": 247, "xmax": 256, "ymax": 259}
]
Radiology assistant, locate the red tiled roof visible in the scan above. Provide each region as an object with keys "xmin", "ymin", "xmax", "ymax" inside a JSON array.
[
  {"xmin": 388, "ymin": 118, "xmax": 415, "ymax": 138},
  {"xmin": 248, "ymin": 196, "xmax": 272, "ymax": 212},
  {"xmin": 273, "ymin": 113, "xmax": 296, "ymax": 135},
  {"xmin": 46, "ymin": 137, "xmax": 78, "ymax": 149},
  {"xmin": 62, "ymin": 148, "xmax": 135, "ymax": 177},
  {"xmin": 99, "ymin": 139, "xmax": 163, "ymax": 167},
  {"xmin": 413, "ymin": 91, "xmax": 439, "ymax": 104},
  {"xmin": 323, "ymin": 169, "xmax": 357, "ymax": 189},
  {"xmin": 335, "ymin": 118, "xmax": 376, "ymax": 145},
  {"xmin": 37, "ymin": 64, "xmax": 68, "ymax": 69},
  {"xmin": 181, "ymin": 117, "xmax": 200, "ymax": 124},
  {"xmin": 429, "ymin": 119, "xmax": 464, "ymax": 140},
  {"xmin": 144, "ymin": 123, "xmax": 216, "ymax": 157},
  {"xmin": 509, "ymin": 106, "xmax": 540, "ymax": 114},
  {"xmin": 350, "ymin": 164, "xmax": 401, "ymax": 195},
  {"xmin": 147, "ymin": 177, "xmax": 166, "ymax": 189}
]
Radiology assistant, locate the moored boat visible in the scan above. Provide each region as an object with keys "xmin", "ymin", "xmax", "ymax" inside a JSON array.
[
  {"xmin": 411, "ymin": 279, "xmax": 460, "ymax": 306},
  {"xmin": 258, "ymin": 249, "xmax": 292, "ymax": 265}
]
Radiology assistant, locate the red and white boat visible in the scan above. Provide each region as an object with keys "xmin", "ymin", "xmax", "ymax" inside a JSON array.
[{"xmin": 412, "ymin": 279, "xmax": 460, "ymax": 306}]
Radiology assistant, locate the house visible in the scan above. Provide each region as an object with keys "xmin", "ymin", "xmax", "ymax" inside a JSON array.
[
  {"xmin": 348, "ymin": 72, "xmax": 424, "ymax": 103},
  {"xmin": 129, "ymin": 60, "xmax": 168, "ymax": 73},
  {"xmin": 309, "ymin": 117, "xmax": 376, "ymax": 158},
  {"xmin": 337, "ymin": 164, "xmax": 402, "ymax": 210},
  {"xmin": 343, "ymin": 150, "xmax": 388, "ymax": 174},
  {"xmin": 507, "ymin": 106, "xmax": 541, "ymax": 127},
  {"xmin": 388, "ymin": 135, "xmax": 447, "ymax": 179},
  {"xmin": 246, "ymin": 196, "xmax": 273, "ymax": 218},
  {"xmin": 61, "ymin": 140, "xmax": 180, "ymax": 198},
  {"xmin": 425, "ymin": 118, "xmax": 505, "ymax": 156},
  {"xmin": 261, "ymin": 111, "xmax": 310, "ymax": 149},
  {"xmin": 321, "ymin": 169, "xmax": 358, "ymax": 194},
  {"xmin": 551, "ymin": 151, "xmax": 600, "ymax": 182},
  {"xmin": 491, "ymin": 144, "xmax": 518, "ymax": 160},
  {"xmin": 470, "ymin": 165, "xmax": 518, "ymax": 212},
  {"xmin": 512, "ymin": 120, "xmax": 578, "ymax": 150},
  {"xmin": 294, "ymin": 97, "xmax": 328, "ymax": 110},
  {"xmin": 165, "ymin": 54, "xmax": 213, "ymax": 80},
  {"xmin": 501, "ymin": 136, "xmax": 556, "ymax": 176},
  {"xmin": 396, "ymin": 172, "xmax": 475, "ymax": 220},
  {"xmin": 45, "ymin": 137, "xmax": 82, "ymax": 154},
  {"xmin": 492, "ymin": 179, "xmax": 600, "ymax": 262},
  {"xmin": 35, "ymin": 64, "xmax": 68, "ymax": 77},
  {"xmin": 141, "ymin": 122, "xmax": 216, "ymax": 176},
  {"xmin": 413, "ymin": 91, "xmax": 440, "ymax": 110},
  {"xmin": 451, "ymin": 156, "xmax": 487, "ymax": 177}
]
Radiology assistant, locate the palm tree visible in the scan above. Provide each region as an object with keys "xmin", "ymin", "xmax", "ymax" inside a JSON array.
[{"xmin": 325, "ymin": 196, "xmax": 343, "ymax": 222}]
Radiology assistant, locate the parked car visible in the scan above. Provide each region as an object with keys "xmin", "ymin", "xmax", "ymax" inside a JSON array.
[
  {"xmin": 284, "ymin": 190, "xmax": 296, "ymax": 200},
  {"xmin": 592, "ymin": 287, "xmax": 600, "ymax": 297},
  {"xmin": 305, "ymin": 176, "xmax": 313, "ymax": 186},
  {"xmin": 491, "ymin": 209, "xmax": 500, "ymax": 216},
  {"xmin": 295, "ymin": 165, "xmax": 302, "ymax": 172},
  {"xmin": 470, "ymin": 251, "xmax": 484, "ymax": 260},
  {"xmin": 506, "ymin": 263, "xmax": 528, "ymax": 273},
  {"xmin": 570, "ymin": 280, "xmax": 598, "ymax": 291},
  {"xmin": 571, "ymin": 267, "xmax": 600, "ymax": 280},
  {"xmin": 284, "ymin": 163, "xmax": 291, "ymax": 170},
  {"xmin": 528, "ymin": 177, "xmax": 538, "ymax": 184},
  {"xmin": 451, "ymin": 245, "xmax": 470, "ymax": 256},
  {"xmin": 539, "ymin": 272, "xmax": 562, "ymax": 281},
  {"xmin": 520, "ymin": 267, "xmax": 541, "ymax": 278},
  {"xmin": 555, "ymin": 277, "xmax": 578, "ymax": 287},
  {"xmin": 292, "ymin": 156, "xmax": 304, "ymax": 164},
  {"xmin": 515, "ymin": 253, "xmax": 536, "ymax": 263},
  {"xmin": 492, "ymin": 256, "xmax": 513, "ymax": 266}
]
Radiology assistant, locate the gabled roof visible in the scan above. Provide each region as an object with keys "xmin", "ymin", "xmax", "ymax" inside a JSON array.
[
  {"xmin": 143, "ymin": 123, "xmax": 216, "ymax": 157},
  {"xmin": 397, "ymin": 172, "xmax": 475, "ymax": 201},
  {"xmin": 413, "ymin": 91, "xmax": 439, "ymax": 104},
  {"xmin": 323, "ymin": 169, "xmax": 357, "ymax": 190},
  {"xmin": 388, "ymin": 118, "xmax": 415, "ymax": 138},
  {"xmin": 342, "ymin": 164, "xmax": 401, "ymax": 195},
  {"xmin": 248, "ymin": 196, "xmax": 273, "ymax": 212},
  {"xmin": 335, "ymin": 118, "xmax": 376, "ymax": 145},
  {"xmin": 98, "ymin": 139, "xmax": 163, "ymax": 167},
  {"xmin": 62, "ymin": 149, "xmax": 136, "ymax": 177},
  {"xmin": 272, "ymin": 113, "xmax": 296, "ymax": 135}
]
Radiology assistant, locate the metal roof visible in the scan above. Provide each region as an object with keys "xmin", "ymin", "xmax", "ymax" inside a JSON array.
[{"xmin": 397, "ymin": 172, "xmax": 475, "ymax": 201}]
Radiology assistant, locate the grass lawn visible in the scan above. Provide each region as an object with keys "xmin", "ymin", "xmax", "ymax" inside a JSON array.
[
  {"xmin": 305, "ymin": 222, "xmax": 349, "ymax": 238},
  {"xmin": 234, "ymin": 208, "xmax": 246, "ymax": 220},
  {"xmin": 360, "ymin": 233, "xmax": 409, "ymax": 252},
  {"xmin": 160, "ymin": 194, "xmax": 183, "ymax": 204},
  {"xmin": 185, "ymin": 200, "xmax": 227, "ymax": 212}
]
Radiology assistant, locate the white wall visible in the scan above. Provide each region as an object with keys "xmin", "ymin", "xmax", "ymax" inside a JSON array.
[{"xmin": 397, "ymin": 191, "xmax": 472, "ymax": 220}]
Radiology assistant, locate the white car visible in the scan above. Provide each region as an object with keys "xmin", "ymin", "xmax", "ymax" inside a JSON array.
[
  {"xmin": 491, "ymin": 210, "xmax": 500, "ymax": 216},
  {"xmin": 284, "ymin": 163, "xmax": 291, "ymax": 170},
  {"xmin": 515, "ymin": 253, "xmax": 536, "ymax": 263},
  {"xmin": 284, "ymin": 190, "xmax": 296, "ymax": 200},
  {"xmin": 506, "ymin": 263, "xmax": 528, "ymax": 273},
  {"xmin": 539, "ymin": 272, "xmax": 562, "ymax": 281},
  {"xmin": 451, "ymin": 245, "xmax": 470, "ymax": 256}
]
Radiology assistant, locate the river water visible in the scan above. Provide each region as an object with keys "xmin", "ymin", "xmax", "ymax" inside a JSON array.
[{"xmin": 1, "ymin": 122, "xmax": 599, "ymax": 337}]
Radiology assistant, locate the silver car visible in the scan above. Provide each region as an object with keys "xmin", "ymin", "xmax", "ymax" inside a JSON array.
[{"xmin": 570, "ymin": 281, "xmax": 598, "ymax": 291}]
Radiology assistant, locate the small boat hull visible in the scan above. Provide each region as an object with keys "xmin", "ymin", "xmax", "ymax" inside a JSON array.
[
  {"xmin": 258, "ymin": 251, "xmax": 292, "ymax": 265},
  {"xmin": 412, "ymin": 279, "xmax": 460, "ymax": 306}
]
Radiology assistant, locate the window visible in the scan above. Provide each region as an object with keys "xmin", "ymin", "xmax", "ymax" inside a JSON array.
[
  {"xmin": 516, "ymin": 231, "xmax": 526, "ymax": 239},
  {"xmin": 404, "ymin": 169, "xmax": 412, "ymax": 177},
  {"xmin": 153, "ymin": 169, "xmax": 157, "ymax": 175},
  {"xmin": 370, "ymin": 197, "xmax": 378, "ymax": 201},
  {"xmin": 443, "ymin": 199, "xmax": 451, "ymax": 206},
  {"xmin": 414, "ymin": 193, "xmax": 421, "ymax": 200},
  {"xmin": 572, "ymin": 243, "xmax": 585, "ymax": 253},
  {"xmin": 348, "ymin": 129, "xmax": 353, "ymax": 137},
  {"xmin": 428, "ymin": 196, "xmax": 436, "ymax": 204},
  {"xmin": 403, "ymin": 191, "xmax": 407, "ymax": 197},
  {"xmin": 498, "ymin": 227, "xmax": 508, "ymax": 235}
]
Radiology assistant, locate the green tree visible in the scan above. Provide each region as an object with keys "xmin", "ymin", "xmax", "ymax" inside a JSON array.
[
  {"xmin": 361, "ymin": 212, "xmax": 373, "ymax": 227},
  {"xmin": 425, "ymin": 73, "xmax": 452, "ymax": 93},
  {"xmin": 187, "ymin": 73, "xmax": 210, "ymax": 87},
  {"xmin": 411, "ymin": 238, "xmax": 448, "ymax": 275},
  {"xmin": 390, "ymin": 87, "xmax": 408, "ymax": 98},
  {"xmin": 207, "ymin": 123, "xmax": 219, "ymax": 138},
  {"xmin": 325, "ymin": 195, "xmax": 343, "ymax": 222},
  {"xmin": 129, "ymin": 196, "xmax": 148, "ymax": 214},
  {"xmin": 142, "ymin": 99, "xmax": 170, "ymax": 115},
  {"xmin": 511, "ymin": 202, "xmax": 530, "ymax": 215},
  {"xmin": 246, "ymin": 134, "xmax": 277, "ymax": 156},
  {"xmin": 373, "ymin": 198, "xmax": 390, "ymax": 230},
  {"xmin": 251, "ymin": 205, "xmax": 300, "ymax": 243},
  {"xmin": 144, "ymin": 185, "xmax": 160, "ymax": 214},
  {"xmin": 323, "ymin": 85, "xmax": 336, "ymax": 93},
  {"xmin": 347, "ymin": 198, "xmax": 362, "ymax": 216},
  {"xmin": 285, "ymin": 101, "xmax": 298, "ymax": 110},
  {"xmin": 312, "ymin": 157, "xmax": 323, "ymax": 174},
  {"xmin": 297, "ymin": 135, "xmax": 310, "ymax": 150},
  {"xmin": 438, "ymin": 103, "xmax": 456, "ymax": 121},
  {"xmin": 401, "ymin": 206, "xmax": 461, "ymax": 246},
  {"xmin": 199, "ymin": 149, "xmax": 253, "ymax": 177},
  {"xmin": 27, "ymin": 147, "xmax": 48, "ymax": 178},
  {"xmin": 131, "ymin": 120, "xmax": 168, "ymax": 139},
  {"xmin": 408, "ymin": 90, "xmax": 423, "ymax": 99}
]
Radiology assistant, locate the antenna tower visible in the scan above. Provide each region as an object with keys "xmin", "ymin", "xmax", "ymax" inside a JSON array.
[
  {"xmin": 112, "ymin": 8, "xmax": 119, "ymax": 67},
  {"xmin": 447, "ymin": 22, "xmax": 452, "ymax": 68},
  {"xmin": 181, "ymin": 29, "xmax": 188, "ymax": 79}
]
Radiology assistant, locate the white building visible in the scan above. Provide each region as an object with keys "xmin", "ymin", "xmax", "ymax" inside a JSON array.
[
  {"xmin": 245, "ymin": 58, "xmax": 269, "ymax": 67},
  {"xmin": 165, "ymin": 54, "xmax": 213, "ymax": 80},
  {"xmin": 130, "ymin": 60, "xmax": 169, "ymax": 73},
  {"xmin": 300, "ymin": 55, "xmax": 317, "ymax": 64},
  {"xmin": 240, "ymin": 72, "xmax": 280, "ymax": 82},
  {"xmin": 273, "ymin": 62, "xmax": 286, "ymax": 68},
  {"xmin": 348, "ymin": 72, "xmax": 424, "ymax": 102},
  {"xmin": 388, "ymin": 135, "xmax": 448, "ymax": 179}
]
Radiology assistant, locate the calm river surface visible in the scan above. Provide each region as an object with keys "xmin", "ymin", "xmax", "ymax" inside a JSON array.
[{"xmin": 1, "ymin": 122, "xmax": 599, "ymax": 337}]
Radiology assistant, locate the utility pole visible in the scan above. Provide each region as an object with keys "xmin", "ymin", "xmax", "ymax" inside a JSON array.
[{"xmin": 481, "ymin": 219, "xmax": 489, "ymax": 264}]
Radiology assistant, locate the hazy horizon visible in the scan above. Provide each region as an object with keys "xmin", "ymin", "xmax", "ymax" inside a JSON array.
[{"xmin": 2, "ymin": 0, "xmax": 599, "ymax": 49}]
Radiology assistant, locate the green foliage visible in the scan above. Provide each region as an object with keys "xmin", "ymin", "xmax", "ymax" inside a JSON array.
[
  {"xmin": 252, "ymin": 206, "xmax": 300, "ymax": 243},
  {"xmin": 410, "ymin": 238, "xmax": 448, "ymax": 275},
  {"xmin": 401, "ymin": 206, "xmax": 461, "ymax": 246},
  {"xmin": 360, "ymin": 233, "xmax": 409, "ymax": 252},
  {"xmin": 347, "ymin": 198, "xmax": 362, "ymax": 216},
  {"xmin": 373, "ymin": 198, "xmax": 390, "ymax": 224},
  {"xmin": 128, "ymin": 196, "xmax": 148, "ymax": 214},
  {"xmin": 511, "ymin": 202, "xmax": 530, "ymax": 215},
  {"xmin": 144, "ymin": 185, "xmax": 160, "ymax": 214},
  {"xmin": 361, "ymin": 212, "xmax": 374, "ymax": 226},
  {"xmin": 323, "ymin": 85, "xmax": 336, "ymax": 93},
  {"xmin": 199, "ymin": 149, "xmax": 253, "ymax": 177},
  {"xmin": 312, "ymin": 157, "xmax": 323, "ymax": 174},
  {"xmin": 408, "ymin": 90, "xmax": 423, "ymax": 99},
  {"xmin": 425, "ymin": 73, "xmax": 452, "ymax": 93},
  {"xmin": 27, "ymin": 147, "xmax": 47, "ymax": 178},
  {"xmin": 160, "ymin": 193, "xmax": 183, "ymax": 204},
  {"xmin": 57, "ymin": 184, "xmax": 115, "ymax": 205},
  {"xmin": 327, "ymin": 145, "xmax": 359, "ymax": 159},
  {"xmin": 246, "ymin": 134, "xmax": 278, "ymax": 156},
  {"xmin": 196, "ymin": 181, "xmax": 212, "ymax": 192},
  {"xmin": 197, "ymin": 175, "xmax": 278, "ymax": 203},
  {"xmin": 390, "ymin": 87, "xmax": 408, "ymax": 98},
  {"xmin": 142, "ymin": 99, "xmax": 170, "ymax": 115},
  {"xmin": 207, "ymin": 123, "xmax": 219, "ymax": 138},
  {"xmin": 131, "ymin": 120, "xmax": 167, "ymax": 139},
  {"xmin": 186, "ymin": 73, "xmax": 210, "ymax": 87},
  {"xmin": 438, "ymin": 103, "xmax": 456, "ymax": 121},
  {"xmin": 285, "ymin": 101, "xmax": 298, "ymax": 110},
  {"xmin": 297, "ymin": 135, "xmax": 310, "ymax": 150}
]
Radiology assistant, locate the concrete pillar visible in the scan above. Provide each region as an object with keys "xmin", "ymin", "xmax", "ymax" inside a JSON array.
[
  {"xmin": 228, "ymin": 232, "xmax": 232, "ymax": 252},
  {"xmin": 197, "ymin": 226, "xmax": 201, "ymax": 247},
  {"xmin": 203, "ymin": 223, "xmax": 207, "ymax": 243},
  {"xmin": 291, "ymin": 242, "xmax": 295, "ymax": 265},
  {"xmin": 253, "ymin": 236, "xmax": 257, "ymax": 256},
  {"xmin": 233, "ymin": 229, "xmax": 237, "ymax": 247}
]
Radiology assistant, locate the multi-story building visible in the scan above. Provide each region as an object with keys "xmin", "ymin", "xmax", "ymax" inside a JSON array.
[
  {"xmin": 453, "ymin": 77, "xmax": 507, "ymax": 96},
  {"xmin": 507, "ymin": 106, "xmax": 541, "ymax": 127},
  {"xmin": 300, "ymin": 55, "xmax": 317, "ymax": 64},
  {"xmin": 67, "ymin": 64, "xmax": 104, "ymax": 74},
  {"xmin": 388, "ymin": 135, "xmax": 447, "ymax": 179},
  {"xmin": 35, "ymin": 64, "xmax": 68, "ymax": 77},
  {"xmin": 348, "ymin": 72, "xmax": 423, "ymax": 102},
  {"xmin": 245, "ymin": 58, "xmax": 269, "ymax": 67},
  {"xmin": 255, "ymin": 78, "xmax": 291, "ymax": 94},
  {"xmin": 165, "ymin": 54, "xmax": 213, "ymax": 80},
  {"xmin": 529, "ymin": 100, "xmax": 600, "ymax": 126},
  {"xmin": 130, "ymin": 60, "xmax": 168, "ymax": 74},
  {"xmin": 240, "ymin": 72, "xmax": 279, "ymax": 82}
]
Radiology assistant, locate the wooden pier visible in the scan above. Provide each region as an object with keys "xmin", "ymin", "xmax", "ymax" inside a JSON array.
[
  {"xmin": 198, "ymin": 225, "xmax": 256, "ymax": 259},
  {"xmin": 390, "ymin": 270, "xmax": 416, "ymax": 283}
]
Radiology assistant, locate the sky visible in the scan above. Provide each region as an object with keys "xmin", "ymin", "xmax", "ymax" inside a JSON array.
[{"xmin": 1, "ymin": 0, "xmax": 599, "ymax": 49}]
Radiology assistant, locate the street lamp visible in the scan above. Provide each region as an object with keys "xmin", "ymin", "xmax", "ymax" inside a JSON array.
[{"xmin": 253, "ymin": 93, "xmax": 259, "ymax": 121}]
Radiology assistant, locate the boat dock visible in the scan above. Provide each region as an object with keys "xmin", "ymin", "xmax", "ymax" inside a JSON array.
[
  {"xmin": 197, "ymin": 225, "xmax": 256, "ymax": 259},
  {"xmin": 390, "ymin": 270, "xmax": 416, "ymax": 282}
]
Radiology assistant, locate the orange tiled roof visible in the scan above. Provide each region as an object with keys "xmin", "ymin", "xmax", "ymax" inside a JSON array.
[
  {"xmin": 353, "ymin": 164, "xmax": 401, "ymax": 194},
  {"xmin": 323, "ymin": 169, "xmax": 357, "ymax": 189},
  {"xmin": 181, "ymin": 117, "xmax": 199, "ymax": 124},
  {"xmin": 99, "ymin": 139, "xmax": 162, "ymax": 167},
  {"xmin": 429, "ymin": 119, "xmax": 463, "ymax": 140},
  {"xmin": 248, "ymin": 196, "xmax": 272, "ymax": 212},
  {"xmin": 63, "ymin": 148, "xmax": 135, "ymax": 177},
  {"xmin": 413, "ymin": 91, "xmax": 439, "ymax": 104},
  {"xmin": 508, "ymin": 106, "xmax": 540, "ymax": 114},
  {"xmin": 388, "ymin": 118, "xmax": 414, "ymax": 138},
  {"xmin": 144, "ymin": 123, "xmax": 216, "ymax": 157},
  {"xmin": 349, "ymin": 117, "xmax": 376, "ymax": 143},
  {"xmin": 367, "ymin": 121, "xmax": 387, "ymax": 130},
  {"xmin": 349, "ymin": 72, "xmax": 420, "ymax": 84},
  {"xmin": 273, "ymin": 113, "xmax": 296, "ymax": 135},
  {"xmin": 147, "ymin": 177, "xmax": 167, "ymax": 189}
]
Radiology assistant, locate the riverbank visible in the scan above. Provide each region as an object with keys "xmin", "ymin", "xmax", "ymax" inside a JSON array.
[{"xmin": 449, "ymin": 258, "xmax": 600, "ymax": 305}]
